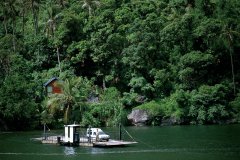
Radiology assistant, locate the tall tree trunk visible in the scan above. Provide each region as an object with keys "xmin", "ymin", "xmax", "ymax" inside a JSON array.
[
  {"xmin": 230, "ymin": 46, "xmax": 236, "ymax": 95},
  {"xmin": 3, "ymin": 16, "xmax": 8, "ymax": 35},
  {"xmin": 88, "ymin": 7, "xmax": 92, "ymax": 16},
  {"xmin": 12, "ymin": 20, "xmax": 16, "ymax": 52},
  {"xmin": 103, "ymin": 77, "xmax": 106, "ymax": 90},
  {"xmin": 60, "ymin": 0, "xmax": 64, "ymax": 8},
  {"xmin": 22, "ymin": 7, "xmax": 25, "ymax": 38},
  {"xmin": 57, "ymin": 47, "xmax": 62, "ymax": 75},
  {"xmin": 64, "ymin": 105, "xmax": 71, "ymax": 124},
  {"xmin": 33, "ymin": 13, "xmax": 39, "ymax": 35},
  {"xmin": 31, "ymin": 0, "xmax": 39, "ymax": 35},
  {"xmin": 228, "ymin": 33, "xmax": 236, "ymax": 95}
]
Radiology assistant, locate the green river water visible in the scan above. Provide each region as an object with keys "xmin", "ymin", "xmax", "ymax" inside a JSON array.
[{"xmin": 0, "ymin": 125, "xmax": 240, "ymax": 160}]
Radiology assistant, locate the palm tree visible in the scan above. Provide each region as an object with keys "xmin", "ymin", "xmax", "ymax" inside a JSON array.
[
  {"xmin": 0, "ymin": 1, "xmax": 10, "ymax": 35},
  {"xmin": 215, "ymin": 0, "xmax": 240, "ymax": 95},
  {"xmin": 19, "ymin": 0, "xmax": 30, "ymax": 38},
  {"xmin": 0, "ymin": 0, "xmax": 19, "ymax": 52},
  {"xmin": 43, "ymin": 77, "xmax": 91, "ymax": 124},
  {"xmin": 57, "ymin": 0, "xmax": 68, "ymax": 8},
  {"xmin": 82, "ymin": 0, "xmax": 100, "ymax": 16},
  {"xmin": 45, "ymin": 6, "xmax": 62, "ymax": 37},
  {"xmin": 44, "ymin": 5, "xmax": 63, "ymax": 74},
  {"xmin": 30, "ymin": 0, "xmax": 41, "ymax": 35},
  {"xmin": 45, "ymin": 79, "xmax": 74, "ymax": 124},
  {"xmin": 9, "ymin": 0, "xmax": 19, "ymax": 52},
  {"xmin": 221, "ymin": 24, "xmax": 240, "ymax": 95}
]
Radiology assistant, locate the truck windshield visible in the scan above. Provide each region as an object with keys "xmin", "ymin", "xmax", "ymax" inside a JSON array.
[{"xmin": 98, "ymin": 131, "xmax": 105, "ymax": 135}]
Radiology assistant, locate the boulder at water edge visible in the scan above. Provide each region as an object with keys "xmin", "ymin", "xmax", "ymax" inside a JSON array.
[{"xmin": 127, "ymin": 109, "xmax": 150, "ymax": 126}]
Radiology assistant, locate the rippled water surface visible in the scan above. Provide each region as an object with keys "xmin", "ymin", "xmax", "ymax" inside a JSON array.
[{"xmin": 1, "ymin": 125, "xmax": 240, "ymax": 160}]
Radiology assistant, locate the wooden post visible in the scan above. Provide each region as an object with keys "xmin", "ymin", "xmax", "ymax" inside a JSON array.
[
  {"xmin": 119, "ymin": 123, "xmax": 122, "ymax": 141},
  {"xmin": 88, "ymin": 126, "xmax": 91, "ymax": 143},
  {"xmin": 44, "ymin": 123, "xmax": 46, "ymax": 140}
]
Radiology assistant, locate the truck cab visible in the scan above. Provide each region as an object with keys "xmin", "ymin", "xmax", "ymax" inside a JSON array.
[{"xmin": 86, "ymin": 128, "xmax": 110, "ymax": 142}]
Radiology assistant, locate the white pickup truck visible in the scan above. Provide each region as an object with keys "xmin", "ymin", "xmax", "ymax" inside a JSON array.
[{"xmin": 86, "ymin": 128, "xmax": 110, "ymax": 142}]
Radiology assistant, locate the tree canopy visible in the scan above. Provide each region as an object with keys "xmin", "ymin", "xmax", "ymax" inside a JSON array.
[{"xmin": 0, "ymin": 0, "xmax": 240, "ymax": 130}]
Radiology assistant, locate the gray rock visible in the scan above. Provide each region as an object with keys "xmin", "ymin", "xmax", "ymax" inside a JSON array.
[{"xmin": 127, "ymin": 109, "xmax": 150, "ymax": 126}]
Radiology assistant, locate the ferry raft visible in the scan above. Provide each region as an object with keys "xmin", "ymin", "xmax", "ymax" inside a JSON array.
[{"xmin": 34, "ymin": 124, "xmax": 137, "ymax": 147}]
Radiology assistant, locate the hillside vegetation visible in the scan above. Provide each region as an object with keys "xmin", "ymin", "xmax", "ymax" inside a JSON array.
[{"xmin": 0, "ymin": 0, "xmax": 240, "ymax": 130}]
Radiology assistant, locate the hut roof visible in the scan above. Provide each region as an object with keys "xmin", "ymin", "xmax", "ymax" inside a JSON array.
[
  {"xmin": 64, "ymin": 124, "xmax": 80, "ymax": 127},
  {"xmin": 43, "ymin": 77, "xmax": 58, "ymax": 87}
]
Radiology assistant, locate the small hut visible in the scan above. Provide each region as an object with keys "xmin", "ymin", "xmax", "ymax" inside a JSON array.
[
  {"xmin": 64, "ymin": 124, "xmax": 80, "ymax": 146},
  {"xmin": 43, "ymin": 77, "xmax": 62, "ymax": 96}
]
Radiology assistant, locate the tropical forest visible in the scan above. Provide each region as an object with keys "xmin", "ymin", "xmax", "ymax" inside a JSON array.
[{"xmin": 0, "ymin": 0, "xmax": 240, "ymax": 131}]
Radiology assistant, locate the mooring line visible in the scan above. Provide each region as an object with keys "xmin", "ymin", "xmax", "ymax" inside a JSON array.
[
  {"xmin": 122, "ymin": 126, "xmax": 156, "ymax": 149},
  {"xmin": 122, "ymin": 127, "xmax": 136, "ymax": 142}
]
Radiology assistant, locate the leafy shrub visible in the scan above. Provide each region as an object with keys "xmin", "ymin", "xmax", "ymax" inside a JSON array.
[
  {"xmin": 135, "ymin": 92, "xmax": 186, "ymax": 125},
  {"xmin": 81, "ymin": 87, "xmax": 125, "ymax": 127},
  {"xmin": 230, "ymin": 94, "xmax": 240, "ymax": 122},
  {"xmin": 188, "ymin": 84, "xmax": 231, "ymax": 124}
]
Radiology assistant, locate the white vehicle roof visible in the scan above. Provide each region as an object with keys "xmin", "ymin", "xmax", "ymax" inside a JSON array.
[{"xmin": 87, "ymin": 128, "xmax": 103, "ymax": 131}]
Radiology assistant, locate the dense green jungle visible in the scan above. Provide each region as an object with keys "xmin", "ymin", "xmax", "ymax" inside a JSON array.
[{"xmin": 0, "ymin": 0, "xmax": 240, "ymax": 130}]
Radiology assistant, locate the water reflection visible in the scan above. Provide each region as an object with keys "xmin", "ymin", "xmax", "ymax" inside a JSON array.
[
  {"xmin": 90, "ymin": 147, "xmax": 106, "ymax": 154},
  {"xmin": 64, "ymin": 147, "xmax": 75, "ymax": 155}
]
